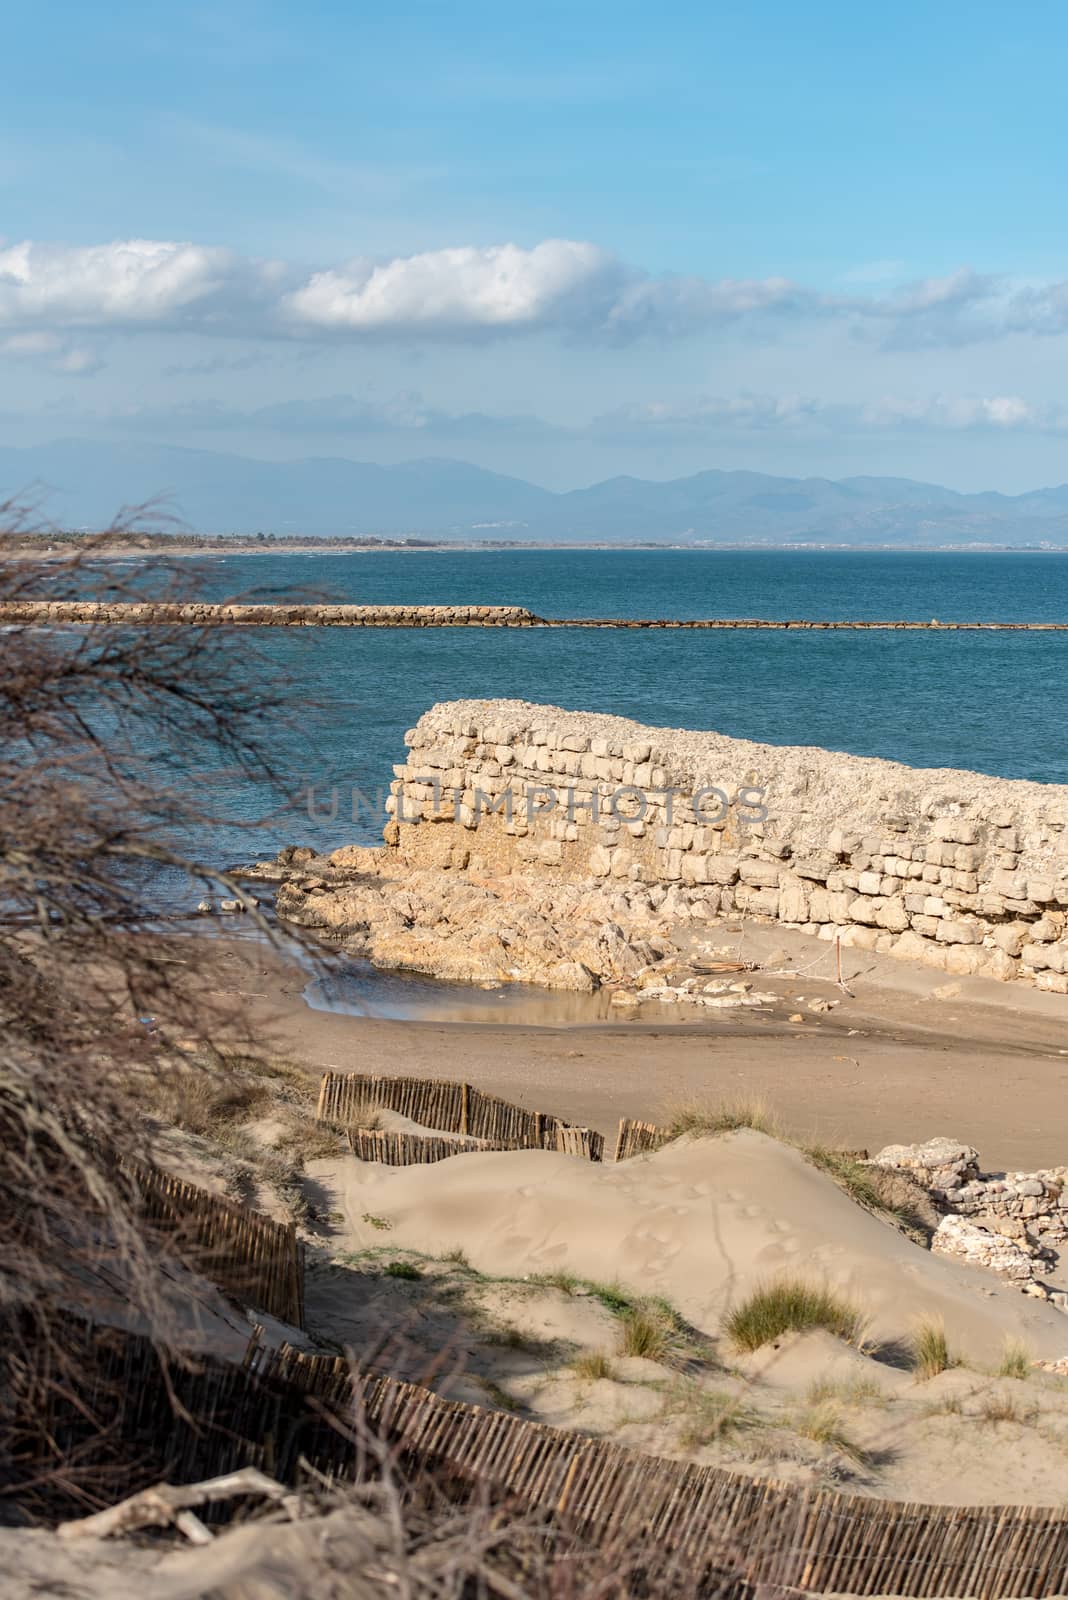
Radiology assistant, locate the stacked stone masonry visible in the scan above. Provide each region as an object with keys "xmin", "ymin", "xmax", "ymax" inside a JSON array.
[{"xmin": 385, "ymin": 699, "xmax": 1068, "ymax": 991}]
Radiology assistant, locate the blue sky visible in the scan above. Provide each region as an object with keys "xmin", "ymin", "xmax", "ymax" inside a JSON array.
[{"xmin": 4, "ymin": 0, "xmax": 1068, "ymax": 492}]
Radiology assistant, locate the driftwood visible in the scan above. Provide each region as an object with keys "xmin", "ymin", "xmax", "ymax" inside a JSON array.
[{"xmin": 57, "ymin": 1467, "xmax": 296, "ymax": 1544}]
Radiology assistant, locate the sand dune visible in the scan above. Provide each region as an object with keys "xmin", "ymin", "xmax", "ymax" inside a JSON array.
[{"xmin": 311, "ymin": 1130, "xmax": 1068, "ymax": 1364}]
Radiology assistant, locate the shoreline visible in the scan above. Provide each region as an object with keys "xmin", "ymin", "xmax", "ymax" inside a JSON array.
[
  {"xmin": 182, "ymin": 926, "xmax": 1068, "ymax": 1171},
  {"xmin": 4, "ymin": 540, "xmax": 1068, "ymax": 560}
]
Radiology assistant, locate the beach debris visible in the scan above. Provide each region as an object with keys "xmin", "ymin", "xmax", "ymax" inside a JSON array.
[
  {"xmin": 218, "ymin": 898, "xmax": 245, "ymax": 913},
  {"xmin": 57, "ymin": 1467, "xmax": 298, "ymax": 1543}
]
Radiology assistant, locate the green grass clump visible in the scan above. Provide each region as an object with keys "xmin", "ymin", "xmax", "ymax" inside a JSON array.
[
  {"xmin": 997, "ymin": 1338, "xmax": 1032, "ymax": 1381},
  {"xmin": 361, "ymin": 1213, "xmax": 392, "ymax": 1232},
  {"xmin": 384, "ymin": 1260, "xmax": 422, "ymax": 1280},
  {"xmin": 910, "ymin": 1317, "xmax": 957, "ymax": 1380},
  {"xmin": 617, "ymin": 1301, "xmax": 682, "ymax": 1363},
  {"xmin": 724, "ymin": 1278, "xmax": 864, "ymax": 1352},
  {"xmin": 666, "ymin": 1098, "xmax": 777, "ymax": 1140}
]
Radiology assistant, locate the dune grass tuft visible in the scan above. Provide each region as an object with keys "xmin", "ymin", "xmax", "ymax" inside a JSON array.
[
  {"xmin": 979, "ymin": 1391, "xmax": 1038, "ymax": 1426},
  {"xmin": 675, "ymin": 1386, "xmax": 761, "ymax": 1450},
  {"xmin": 666, "ymin": 1098, "xmax": 777, "ymax": 1141},
  {"xmin": 997, "ymin": 1338, "xmax": 1032, "ymax": 1381},
  {"xmin": 794, "ymin": 1401, "xmax": 871, "ymax": 1466},
  {"xmin": 806, "ymin": 1375, "xmax": 886, "ymax": 1408},
  {"xmin": 618, "ymin": 1301, "xmax": 683, "ymax": 1363},
  {"xmin": 724, "ymin": 1278, "xmax": 865, "ymax": 1353},
  {"xmin": 910, "ymin": 1317, "xmax": 957, "ymax": 1380},
  {"xmin": 573, "ymin": 1350, "xmax": 616, "ymax": 1382},
  {"xmin": 384, "ymin": 1259, "xmax": 422, "ymax": 1281}
]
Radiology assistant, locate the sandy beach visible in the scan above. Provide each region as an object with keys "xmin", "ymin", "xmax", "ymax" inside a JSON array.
[{"xmin": 186, "ymin": 927, "xmax": 1068, "ymax": 1171}]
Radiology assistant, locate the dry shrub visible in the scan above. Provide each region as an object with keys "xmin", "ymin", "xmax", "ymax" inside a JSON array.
[{"xmin": 0, "ymin": 510, "xmax": 322, "ymax": 1491}]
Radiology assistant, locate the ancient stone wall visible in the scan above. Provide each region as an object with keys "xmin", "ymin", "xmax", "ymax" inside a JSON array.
[{"xmin": 386, "ymin": 698, "xmax": 1068, "ymax": 990}]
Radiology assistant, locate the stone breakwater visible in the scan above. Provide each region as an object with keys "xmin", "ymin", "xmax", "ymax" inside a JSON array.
[
  {"xmin": 0, "ymin": 601, "xmax": 542, "ymax": 627},
  {"xmin": 2, "ymin": 600, "xmax": 1068, "ymax": 630},
  {"xmin": 382, "ymin": 699, "xmax": 1068, "ymax": 991}
]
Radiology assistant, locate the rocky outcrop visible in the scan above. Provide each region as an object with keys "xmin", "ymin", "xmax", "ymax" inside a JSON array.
[
  {"xmin": 275, "ymin": 846, "xmax": 678, "ymax": 991},
  {"xmin": 874, "ymin": 1141, "xmax": 1068, "ymax": 1240},
  {"xmin": 873, "ymin": 1139, "xmax": 1068, "ymax": 1308},
  {"xmin": 383, "ymin": 699, "xmax": 1068, "ymax": 990},
  {"xmin": 871, "ymin": 1139, "xmax": 981, "ymax": 1201},
  {"xmin": 932, "ymin": 1214, "xmax": 1056, "ymax": 1295}
]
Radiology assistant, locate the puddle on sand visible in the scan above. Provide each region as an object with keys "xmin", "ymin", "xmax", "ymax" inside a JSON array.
[{"xmin": 302, "ymin": 958, "xmax": 711, "ymax": 1028}]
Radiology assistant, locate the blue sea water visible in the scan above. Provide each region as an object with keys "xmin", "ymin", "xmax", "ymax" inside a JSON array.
[{"xmin": 90, "ymin": 549, "xmax": 1068, "ymax": 892}]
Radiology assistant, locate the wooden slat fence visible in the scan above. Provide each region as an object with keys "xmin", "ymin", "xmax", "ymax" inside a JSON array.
[
  {"xmin": 126, "ymin": 1162, "xmax": 304, "ymax": 1328},
  {"xmin": 347, "ymin": 1125, "xmax": 604, "ymax": 1166},
  {"xmin": 21, "ymin": 1319, "xmax": 1068, "ymax": 1599},
  {"xmin": 347, "ymin": 1129, "xmax": 510, "ymax": 1164},
  {"xmin": 318, "ymin": 1072, "xmax": 604, "ymax": 1162},
  {"xmin": 613, "ymin": 1118, "xmax": 670, "ymax": 1161}
]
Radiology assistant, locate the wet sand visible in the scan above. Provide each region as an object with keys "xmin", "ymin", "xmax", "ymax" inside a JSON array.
[{"xmin": 179, "ymin": 930, "xmax": 1068, "ymax": 1171}]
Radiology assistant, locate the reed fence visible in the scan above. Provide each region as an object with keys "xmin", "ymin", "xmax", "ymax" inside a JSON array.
[
  {"xmin": 347, "ymin": 1129, "xmax": 507, "ymax": 1163},
  {"xmin": 318, "ymin": 1072, "xmax": 604, "ymax": 1162},
  {"xmin": 19, "ymin": 1319, "xmax": 1068, "ymax": 1599},
  {"xmin": 613, "ymin": 1118, "xmax": 670, "ymax": 1161},
  {"xmin": 347, "ymin": 1124, "xmax": 603, "ymax": 1165},
  {"xmin": 126, "ymin": 1162, "xmax": 304, "ymax": 1328}
]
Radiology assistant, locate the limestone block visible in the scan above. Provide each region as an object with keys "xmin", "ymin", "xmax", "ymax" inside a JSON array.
[
  {"xmin": 589, "ymin": 846, "xmax": 612, "ymax": 877},
  {"xmin": 877, "ymin": 897, "xmax": 910, "ymax": 932},
  {"xmin": 935, "ymin": 919, "xmax": 982, "ymax": 944},
  {"xmin": 993, "ymin": 923, "xmax": 1026, "ymax": 957},
  {"xmin": 737, "ymin": 859, "xmax": 781, "ymax": 887},
  {"xmin": 848, "ymin": 895, "xmax": 881, "ymax": 926},
  {"xmin": 993, "ymin": 867, "xmax": 1029, "ymax": 898},
  {"xmin": 778, "ymin": 877, "xmax": 810, "ymax": 923}
]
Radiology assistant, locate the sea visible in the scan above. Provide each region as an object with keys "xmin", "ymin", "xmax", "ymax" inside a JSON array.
[{"xmin": 83, "ymin": 548, "xmax": 1068, "ymax": 899}]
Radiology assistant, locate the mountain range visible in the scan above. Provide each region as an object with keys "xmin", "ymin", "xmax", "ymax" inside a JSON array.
[{"xmin": 4, "ymin": 438, "xmax": 1068, "ymax": 545}]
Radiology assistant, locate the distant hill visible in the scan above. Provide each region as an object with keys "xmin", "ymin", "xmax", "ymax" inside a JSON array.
[{"xmin": 3, "ymin": 438, "xmax": 1068, "ymax": 545}]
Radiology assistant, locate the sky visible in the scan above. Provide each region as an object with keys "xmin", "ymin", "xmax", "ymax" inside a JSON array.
[{"xmin": 3, "ymin": 0, "xmax": 1068, "ymax": 493}]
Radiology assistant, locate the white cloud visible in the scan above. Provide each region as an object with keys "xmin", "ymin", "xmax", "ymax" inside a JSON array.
[
  {"xmin": 860, "ymin": 394, "xmax": 1063, "ymax": 430},
  {"xmin": 282, "ymin": 240, "xmax": 620, "ymax": 331},
  {"xmin": 2, "ymin": 234, "xmax": 1068, "ymax": 354},
  {"xmin": 0, "ymin": 328, "xmax": 103, "ymax": 375},
  {"xmin": 595, "ymin": 391, "xmax": 1068, "ymax": 438},
  {"xmin": 0, "ymin": 239, "xmax": 247, "ymax": 326}
]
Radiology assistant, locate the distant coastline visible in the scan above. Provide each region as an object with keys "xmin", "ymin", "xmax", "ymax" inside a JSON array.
[{"xmin": 4, "ymin": 532, "xmax": 1068, "ymax": 559}]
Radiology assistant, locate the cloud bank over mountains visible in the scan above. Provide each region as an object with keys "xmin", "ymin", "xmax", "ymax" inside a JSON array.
[{"xmin": 4, "ymin": 235, "xmax": 1068, "ymax": 350}]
